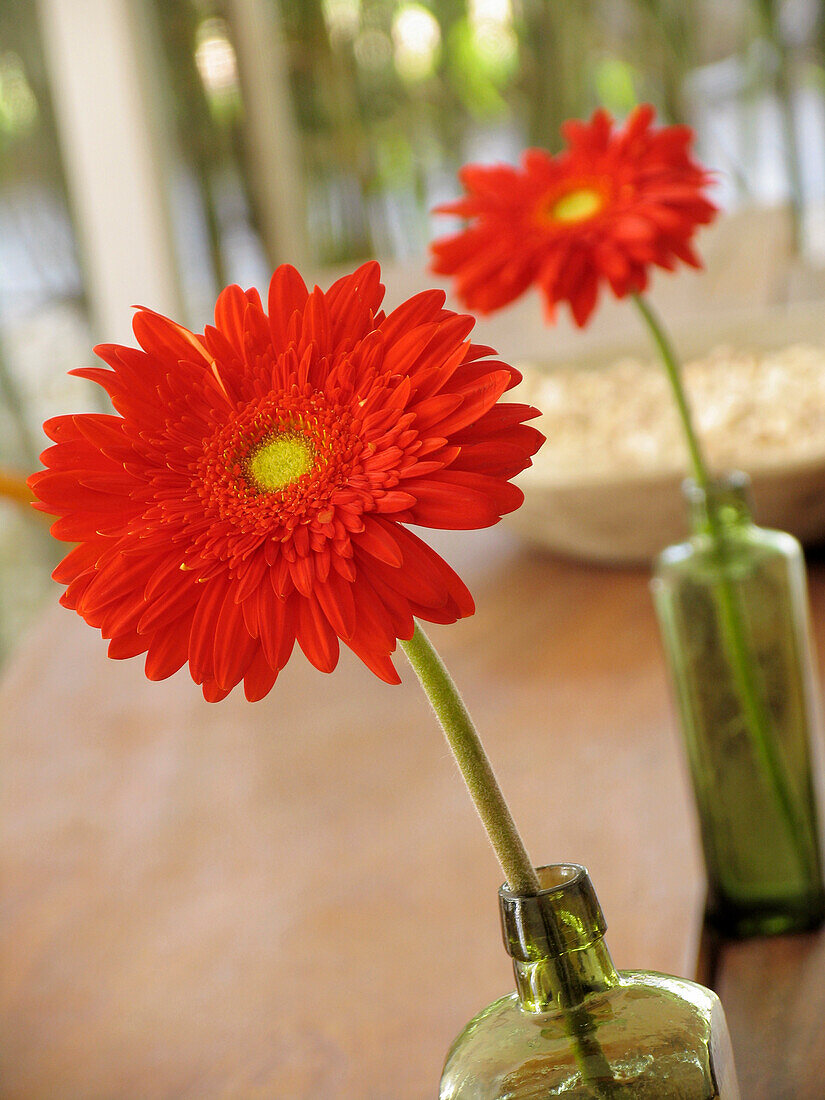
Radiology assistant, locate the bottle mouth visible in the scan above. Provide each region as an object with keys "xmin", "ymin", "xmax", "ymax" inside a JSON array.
[
  {"xmin": 681, "ymin": 470, "xmax": 753, "ymax": 531},
  {"xmin": 681, "ymin": 469, "xmax": 751, "ymax": 505},
  {"xmin": 499, "ymin": 863, "xmax": 587, "ymax": 901},
  {"xmin": 499, "ymin": 864, "xmax": 606, "ymax": 961}
]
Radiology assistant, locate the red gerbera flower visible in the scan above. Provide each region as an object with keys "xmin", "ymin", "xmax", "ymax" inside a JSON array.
[
  {"xmin": 29, "ymin": 263, "xmax": 543, "ymax": 702},
  {"xmin": 431, "ymin": 104, "xmax": 716, "ymax": 327}
]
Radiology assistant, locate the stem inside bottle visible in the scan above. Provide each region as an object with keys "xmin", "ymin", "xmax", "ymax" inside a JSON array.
[{"xmin": 500, "ymin": 865, "xmax": 621, "ymax": 1095}]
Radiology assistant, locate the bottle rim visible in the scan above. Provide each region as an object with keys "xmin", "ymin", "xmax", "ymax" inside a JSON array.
[
  {"xmin": 499, "ymin": 863, "xmax": 587, "ymax": 901},
  {"xmin": 681, "ymin": 469, "xmax": 751, "ymax": 505},
  {"xmin": 498, "ymin": 864, "xmax": 607, "ymax": 961}
]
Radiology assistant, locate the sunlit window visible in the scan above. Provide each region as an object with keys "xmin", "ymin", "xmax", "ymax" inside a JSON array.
[
  {"xmin": 141, "ymin": 0, "xmax": 825, "ymax": 271},
  {"xmin": 392, "ymin": 4, "xmax": 441, "ymax": 82},
  {"xmin": 322, "ymin": 0, "xmax": 362, "ymax": 42},
  {"xmin": 194, "ymin": 17, "xmax": 240, "ymax": 109}
]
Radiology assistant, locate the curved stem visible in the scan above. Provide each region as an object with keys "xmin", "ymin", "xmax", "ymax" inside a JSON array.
[
  {"xmin": 402, "ymin": 624, "xmax": 619, "ymax": 1094},
  {"xmin": 632, "ymin": 294, "xmax": 709, "ymax": 490},
  {"xmin": 635, "ymin": 292, "xmax": 817, "ymax": 883},
  {"xmin": 712, "ymin": 569, "xmax": 819, "ymax": 881},
  {"xmin": 563, "ymin": 1007, "xmax": 623, "ymax": 1098},
  {"xmin": 400, "ymin": 622, "xmax": 539, "ymax": 895}
]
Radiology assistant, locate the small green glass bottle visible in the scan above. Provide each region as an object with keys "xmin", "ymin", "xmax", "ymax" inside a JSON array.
[
  {"xmin": 652, "ymin": 472, "xmax": 825, "ymax": 937},
  {"xmin": 440, "ymin": 864, "xmax": 740, "ymax": 1099}
]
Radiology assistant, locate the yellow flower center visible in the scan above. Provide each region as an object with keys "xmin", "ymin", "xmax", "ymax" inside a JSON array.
[
  {"xmin": 551, "ymin": 187, "xmax": 604, "ymax": 224},
  {"xmin": 248, "ymin": 432, "xmax": 314, "ymax": 492}
]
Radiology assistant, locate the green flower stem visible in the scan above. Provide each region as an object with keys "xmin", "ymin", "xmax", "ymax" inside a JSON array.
[
  {"xmin": 402, "ymin": 623, "xmax": 619, "ymax": 1095},
  {"xmin": 401, "ymin": 622, "xmax": 540, "ymax": 896},
  {"xmin": 712, "ymin": 562, "xmax": 820, "ymax": 882},
  {"xmin": 563, "ymin": 1007, "xmax": 624, "ymax": 1099},
  {"xmin": 632, "ymin": 294, "xmax": 709, "ymax": 491},
  {"xmin": 633, "ymin": 292, "xmax": 817, "ymax": 882}
]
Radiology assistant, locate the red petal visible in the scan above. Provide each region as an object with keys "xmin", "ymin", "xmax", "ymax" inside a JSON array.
[
  {"xmin": 53, "ymin": 542, "xmax": 105, "ymax": 584},
  {"xmin": 380, "ymin": 290, "xmax": 446, "ymax": 344},
  {"xmin": 243, "ymin": 647, "xmax": 280, "ymax": 702},
  {"xmin": 268, "ymin": 265, "xmax": 309, "ymax": 351},
  {"xmin": 348, "ymin": 572, "xmax": 408, "ymax": 648},
  {"xmin": 252, "ymin": 585, "xmax": 297, "ymax": 670},
  {"xmin": 355, "ymin": 516, "xmax": 403, "ymax": 567},
  {"xmin": 144, "ymin": 612, "xmax": 193, "ymax": 680},
  {"xmin": 213, "ymin": 585, "xmax": 259, "ymax": 690},
  {"xmin": 345, "ymin": 631, "xmax": 401, "ymax": 685},
  {"xmin": 325, "ymin": 261, "xmax": 384, "ymax": 349},
  {"xmin": 188, "ymin": 575, "xmax": 231, "ymax": 683},
  {"xmin": 296, "ymin": 595, "xmax": 339, "ymax": 673},
  {"xmin": 202, "ymin": 680, "xmax": 231, "ymax": 702},
  {"xmin": 314, "ymin": 570, "xmax": 357, "ymax": 641},
  {"xmin": 107, "ymin": 630, "xmax": 148, "ymax": 660},
  {"xmin": 214, "ymin": 283, "xmax": 250, "ymax": 357},
  {"xmin": 76, "ymin": 551, "xmax": 155, "ymax": 616},
  {"xmin": 407, "ymin": 471, "xmax": 523, "ymax": 529},
  {"xmin": 132, "ymin": 308, "xmax": 207, "ymax": 366}
]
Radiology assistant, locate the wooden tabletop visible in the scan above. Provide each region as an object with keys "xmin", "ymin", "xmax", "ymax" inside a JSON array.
[
  {"xmin": 1, "ymin": 525, "xmax": 823, "ymax": 1098},
  {"xmin": 712, "ymin": 926, "xmax": 825, "ymax": 1100}
]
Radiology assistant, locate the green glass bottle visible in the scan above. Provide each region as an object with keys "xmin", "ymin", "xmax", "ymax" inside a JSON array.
[
  {"xmin": 440, "ymin": 864, "xmax": 740, "ymax": 1099},
  {"xmin": 652, "ymin": 472, "xmax": 825, "ymax": 937}
]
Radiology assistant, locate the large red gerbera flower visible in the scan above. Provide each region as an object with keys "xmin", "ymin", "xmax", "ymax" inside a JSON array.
[
  {"xmin": 29, "ymin": 263, "xmax": 543, "ymax": 701},
  {"xmin": 431, "ymin": 104, "xmax": 716, "ymax": 327}
]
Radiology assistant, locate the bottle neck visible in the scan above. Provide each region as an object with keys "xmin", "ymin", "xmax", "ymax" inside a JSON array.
[
  {"xmin": 511, "ymin": 938, "xmax": 618, "ymax": 1012},
  {"xmin": 500, "ymin": 865, "xmax": 620, "ymax": 1013},
  {"xmin": 684, "ymin": 470, "xmax": 754, "ymax": 539}
]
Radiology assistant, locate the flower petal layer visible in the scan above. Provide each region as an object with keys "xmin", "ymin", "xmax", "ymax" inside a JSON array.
[
  {"xmin": 431, "ymin": 104, "xmax": 716, "ymax": 327},
  {"xmin": 30, "ymin": 263, "xmax": 544, "ymax": 701}
]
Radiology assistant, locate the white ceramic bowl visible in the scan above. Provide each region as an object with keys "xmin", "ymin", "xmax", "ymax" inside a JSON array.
[{"xmin": 507, "ymin": 301, "xmax": 825, "ymax": 565}]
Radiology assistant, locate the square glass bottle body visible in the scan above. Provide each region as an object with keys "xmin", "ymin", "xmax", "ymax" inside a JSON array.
[
  {"xmin": 652, "ymin": 474, "xmax": 825, "ymax": 936},
  {"xmin": 440, "ymin": 865, "xmax": 739, "ymax": 1099}
]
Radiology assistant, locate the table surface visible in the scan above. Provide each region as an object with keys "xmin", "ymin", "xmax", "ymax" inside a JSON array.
[{"xmin": 1, "ymin": 525, "xmax": 823, "ymax": 1099}]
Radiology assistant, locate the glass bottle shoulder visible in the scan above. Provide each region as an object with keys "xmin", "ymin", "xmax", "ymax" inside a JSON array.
[
  {"xmin": 654, "ymin": 523, "xmax": 802, "ymax": 582},
  {"xmin": 441, "ymin": 971, "xmax": 729, "ymax": 1099}
]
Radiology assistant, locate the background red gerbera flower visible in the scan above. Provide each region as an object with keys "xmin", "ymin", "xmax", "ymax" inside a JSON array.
[
  {"xmin": 431, "ymin": 104, "xmax": 717, "ymax": 327},
  {"xmin": 29, "ymin": 263, "xmax": 543, "ymax": 702}
]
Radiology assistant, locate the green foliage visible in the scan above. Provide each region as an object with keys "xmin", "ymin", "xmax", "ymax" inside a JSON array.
[
  {"xmin": 148, "ymin": 0, "xmax": 825, "ymax": 265},
  {"xmin": 593, "ymin": 56, "xmax": 639, "ymax": 116},
  {"xmin": 446, "ymin": 16, "xmax": 517, "ymax": 119}
]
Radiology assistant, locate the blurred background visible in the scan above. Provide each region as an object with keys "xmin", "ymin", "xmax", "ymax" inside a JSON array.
[{"xmin": 3, "ymin": 0, "xmax": 825, "ymax": 661}]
